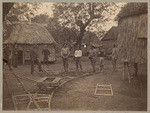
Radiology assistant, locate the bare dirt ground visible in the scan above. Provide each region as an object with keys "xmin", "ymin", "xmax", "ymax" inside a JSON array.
[{"xmin": 3, "ymin": 57, "xmax": 147, "ymax": 111}]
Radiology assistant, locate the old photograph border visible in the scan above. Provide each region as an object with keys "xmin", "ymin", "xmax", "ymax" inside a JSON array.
[{"xmin": 0, "ymin": 0, "xmax": 149, "ymax": 112}]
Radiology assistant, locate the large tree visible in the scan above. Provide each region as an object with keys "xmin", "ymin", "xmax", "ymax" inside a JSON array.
[
  {"xmin": 53, "ymin": 2, "xmax": 118, "ymax": 48},
  {"xmin": 47, "ymin": 17, "xmax": 78, "ymax": 48}
]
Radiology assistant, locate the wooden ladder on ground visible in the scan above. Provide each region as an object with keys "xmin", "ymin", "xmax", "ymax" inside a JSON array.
[{"xmin": 3, "ymin": 70, "xmax": 51, "ymax": 110}]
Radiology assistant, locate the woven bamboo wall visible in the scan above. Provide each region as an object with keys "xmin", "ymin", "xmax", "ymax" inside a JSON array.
[{"xmin": 117, "ymin": 13, "xmax": 147, "ymax": 64}]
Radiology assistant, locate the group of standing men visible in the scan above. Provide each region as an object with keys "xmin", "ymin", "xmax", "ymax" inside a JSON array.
[
  {"xmin": 3, "ymin": 43, "xmax": 118, "ymax": 74},
  {"xmin": 61, "ymin": 44, "xmax": 83, "ymax": 72},
  {"xmin": 3, "ymin": 44, "xmax": 51, "ymax": 75},
  {"xmin": 60, "ymin": 43, "xmax": 118, "ymax": 73}
]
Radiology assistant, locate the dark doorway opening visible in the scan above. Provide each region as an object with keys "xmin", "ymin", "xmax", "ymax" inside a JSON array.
[{"xmin": 18, "ymin": 51, "xmax": 23, "ymax": 65}]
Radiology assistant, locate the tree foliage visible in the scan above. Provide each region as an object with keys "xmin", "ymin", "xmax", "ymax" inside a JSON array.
[
  {"xmin": 31, "ymin": 14, "xmax": 50, "ymax": 23},
  {"xmin": 46, "ymin": 18, "xmax": 78, "ymax": 49},
  {"xmin": 6, "ymin": 2, "xmax": 41, "ymax": 22},
  {"xmin": 3, "ymin": 2, "xmax": 41, "ymax": 40},
  {"xmin": 53, "ymin": 2, "xmax": 118, "ymax": 48}
]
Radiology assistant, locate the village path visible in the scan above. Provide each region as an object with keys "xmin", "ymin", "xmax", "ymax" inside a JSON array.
[
  {"xmin": 3, "ymin": 58, "xmax": 147, "ymax": 111},
  {"xmin": 50, "ymin": 62, "xmax": 147, "ymax": 111}
]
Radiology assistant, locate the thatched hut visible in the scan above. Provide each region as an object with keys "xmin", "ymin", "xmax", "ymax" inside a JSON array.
[
  {"xmin": 115, "ymin": 3, "xmax": 147, "ymax": 76},
  {"xmin": 101, "ymin": 26, "xmax": 118, "ymax": 56},
  {"xmin": 3, "ymin": 22, "xmax": 57, "ymax": 64}
]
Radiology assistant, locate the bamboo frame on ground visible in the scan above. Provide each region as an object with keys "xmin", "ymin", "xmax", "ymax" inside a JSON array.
[
  {"xmin": 12, "ymin": 93, "xmax": 51, "ymax": 110},
  {"xmin": 4, "ymin": 70, "xmax": 52, "ymax": 110},
  {"xmin": 94, "ymin": 84, "xmax": 113, "ymax": 96}
]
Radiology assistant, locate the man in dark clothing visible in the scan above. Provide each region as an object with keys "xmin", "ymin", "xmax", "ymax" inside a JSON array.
[
  {"xmin": 30, "ymin": 45, "xmax": 42, "ymax": 75},
  {"xmin": 3, "ymin": 44, "xmax": 12, "ymax": 70},
  {"xmin": 88, "ymin": 45, "xmax": 97, "ymax": 72},
  {"xmin": 12, "ymin": 45, "xmax": 18, "ymax": 68},
  {"xmin": 42, "ymin": 45, "xmax": 50, "ymax": 64}
]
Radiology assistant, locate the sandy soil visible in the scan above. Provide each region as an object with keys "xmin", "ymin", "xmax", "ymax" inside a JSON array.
[{"xmin": 3, "ymin": 57, "xmax": 147, "ymax": 111}]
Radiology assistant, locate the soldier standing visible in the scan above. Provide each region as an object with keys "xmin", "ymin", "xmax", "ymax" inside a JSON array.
[
  {"xmin": 30, "ymin": 45, "xmax": 42, "ymax": 75},
  {"xmin": 88, "ymin": 45, "xmax": 97, "ymax": 72},
  {"xmin": 12, "ymin": 44, "xmax": 18, "ymax": 68},
  {"xmin": 60, "ymin": 43, "xmax": 70, "ymax": 72}
]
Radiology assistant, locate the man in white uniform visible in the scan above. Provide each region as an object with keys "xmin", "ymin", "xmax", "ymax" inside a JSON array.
[{"xmin": 74, "ymin": 45, "xmax": 82, "ymax": 71}]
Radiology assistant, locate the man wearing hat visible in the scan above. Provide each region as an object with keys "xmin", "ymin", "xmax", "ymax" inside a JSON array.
[
  {"xmin": 30, "ymin": 45, "xmax": 42, "ymax": 75},
  {"xmin": 88, "ymin": 45, "xmax": 97, "ymax": 72},
  {"xmin": 60, "ymin": 43, "xmax": 70, "ymax": 72}
]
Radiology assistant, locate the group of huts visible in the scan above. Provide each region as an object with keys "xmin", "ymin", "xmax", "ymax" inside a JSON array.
[{"xmin": 3, "ymin": 3, "xmax": 147, "ymax": 69}]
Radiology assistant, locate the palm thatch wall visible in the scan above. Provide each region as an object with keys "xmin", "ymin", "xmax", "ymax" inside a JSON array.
[
  {"xmin": 116, "ymin": 3, "xmax": 147, "ymax": 64},
  {"xmin": 3, "ymin": 22, "xmax": 57, "ymax": 64}
]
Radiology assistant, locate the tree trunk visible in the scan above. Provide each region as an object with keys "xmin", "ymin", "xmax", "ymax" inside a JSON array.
[
  {"xmin": 3, "ymin": 3, "xmax": 14, "ymax": 21},
  {"xmin": 77, "ymin": 28, "xmax": 86, "ymax": 49}
]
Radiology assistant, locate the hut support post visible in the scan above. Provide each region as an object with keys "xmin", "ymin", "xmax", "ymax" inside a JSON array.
[
  {"xmin": 127, "ymin": 63, "xmax": 131, "ymax": 83},
  {"xmin": 123, "ymin": 62, "xmax": 131, "ymax": 83},
  {"xmin": 133, "ymin": 63, "xmax": 138, "ymax": 77},
  {"xmin": 23, "ymin": 46, "xmax": 25, "ymax": 65},
  {"xmin": 123, "ymin": 63, "xmax": 125, "ymax": 80}
]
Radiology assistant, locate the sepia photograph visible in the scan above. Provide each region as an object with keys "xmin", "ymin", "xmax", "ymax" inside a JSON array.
[{"xmin": 2, "ymin": 2, "xmax": 147, "ymax": 111}]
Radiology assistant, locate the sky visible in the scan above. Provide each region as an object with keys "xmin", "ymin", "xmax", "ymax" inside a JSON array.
[
  {"xmin": 102, "ymin": 3, "xmax": 127, "ymax": 30},
  {"xmin": 35, "ymin": 2, "xmax": 126, "ymax": 31},
  {"xmin": 36, "ymin": 3, "xmax": 53, "ymax": 17}
]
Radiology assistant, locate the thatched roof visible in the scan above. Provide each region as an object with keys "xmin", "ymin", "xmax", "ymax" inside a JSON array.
[
  {"xmin": 82, "ymin": 31, "xmax": 101, "ymax": 46},
  {"xmin": 4, "ymin": 22, "xmax": 56, "ymax": 44},
  {"xmin": 101, "ymin": 26, "xmax": 118, "ymax": 41},
  {"xmin": 115, "ymin": 3, "xmax": 148, "ymax": 21}
]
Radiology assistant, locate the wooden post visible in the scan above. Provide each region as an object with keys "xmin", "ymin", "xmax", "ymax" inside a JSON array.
[
  {"xmin": 23, "ymin": 45, "xmax": 25, "ymax": 65},
  {"xmin": 134, "ymin": 63, "xmax": 138, "ymax": 77},
  {"xmin": 123, "ymin": 62, "xmax": 125, "ymax": 80},
  {"xmin": 127, "ymin": 62, "xmax": 131, "ymax": 83}
]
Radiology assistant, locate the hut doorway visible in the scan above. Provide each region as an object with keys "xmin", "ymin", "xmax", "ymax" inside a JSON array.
[{"xmin": 18, "ymin": 51, "xmax": 23, "ymax": 65}]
